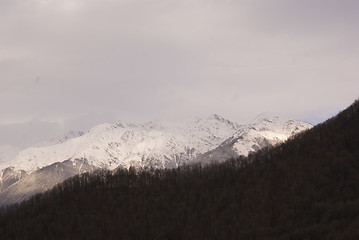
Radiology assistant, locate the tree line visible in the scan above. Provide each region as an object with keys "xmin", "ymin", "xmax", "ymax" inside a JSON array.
[{"xmin": 0, "ymin": 99, "xmax": 359, "ymax": 239}]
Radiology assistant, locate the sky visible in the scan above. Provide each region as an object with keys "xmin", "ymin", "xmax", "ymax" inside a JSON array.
[{"xmin": 1, "ymin": 0, "xmax": 358, "ymax": 148}]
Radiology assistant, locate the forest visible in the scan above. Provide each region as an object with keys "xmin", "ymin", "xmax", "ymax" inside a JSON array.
[{"xmin": 0, "ymin": 99, "xmax": 359, "ymax": 239}]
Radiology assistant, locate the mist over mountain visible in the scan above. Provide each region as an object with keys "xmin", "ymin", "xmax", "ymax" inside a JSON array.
[
  {"xmin": 1, "ymin": 99, "xmax": 358, "ymax": 239},
  {"xmin": 0, "ymin": 145, "xmax": 20, "ymax": 168},
  {"xmin": 1, "ymin": 0, "xmax": 358, "ymax": 238},
  {"xmin": 0, "ymin": 114, "xmax": 311, "ymax": 206}
]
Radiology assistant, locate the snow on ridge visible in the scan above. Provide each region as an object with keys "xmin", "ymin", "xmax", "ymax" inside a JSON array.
[
  {"xmin": 1, "ymin": 113, "xmax": 313, "ymax": 173},
  {"xmin": 3, "ymin": 115, "xmax": 242, "ymax": 172},
  {"xmin": 33, "ymin": 130, "xmax": 85, "ymax": 148},
  {"xmin": 228, "ymin": 113, "xmax": 313, "ymax": 156}
]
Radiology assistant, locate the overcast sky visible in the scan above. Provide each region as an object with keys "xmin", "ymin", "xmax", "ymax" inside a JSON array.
[{"xmin": 1, "ymin": 0, "xmax": 358, "ymax": 147}]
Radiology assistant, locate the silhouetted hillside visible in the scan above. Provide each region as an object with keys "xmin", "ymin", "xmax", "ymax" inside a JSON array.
[{"xmin": 0, "ymin": 99, "xmax": 358, "ymax": 239}]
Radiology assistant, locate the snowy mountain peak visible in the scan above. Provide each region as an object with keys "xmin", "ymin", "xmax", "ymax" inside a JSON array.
[
  {"xmin": 142, "ymin": 120, "xmax": 166, "ymax": 130},
  {"xmin": 251, "ymin": 112, "xmax": 286, "ymax": 124},
  {"xmin": 205, "ymin": 114, "xmax": 231, "ymax": 124},
  {"xmin": 192, "ymin": 114, "xmax": 240, "ymax": 130},
  {"xmin": 34, "ymin": 130, "xmax": 85, "ymax": 147},
  {"xmin": 2, "ymin": 116, "xmax": 241, "ymax": 172},
  {"xmin": 115, "ymin": 120, "xmax": 127, "ymax": 128},
  {"xmin": 1, "ymin": 114, "xmax": 312, "ymax": 174},
  {"xmin": 224, "ymin": 114, "xmax": 313, "ymax": 156},
  {"xmin": 0, "ymin": 114, "xmax": 313, "ymax": 204},
  {"xmin": 207, "ymin": 114, "xmax": 226, "ymax": 121},
  {"xmin": 250, "ymin": 113, "xmax": 311, "ymax": 133}
]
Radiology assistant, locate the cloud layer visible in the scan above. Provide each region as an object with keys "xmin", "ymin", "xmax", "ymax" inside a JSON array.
[{"xmin": 1, "ymin": 0, "xmax": 358, "ymax": 146}]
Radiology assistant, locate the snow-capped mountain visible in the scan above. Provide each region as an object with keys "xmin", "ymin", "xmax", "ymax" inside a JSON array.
[
  {"xmin": 230, "ymin": 113, "xmax": 313, "ymax": 156},
  {"xmin": 1, "ymin": 115, "xmax": 241, "ymax": 173},
  {"xmin": 0, "ymin": 159, "xmax": 94, "ymax": 205},
  {"xmin": 194, "ymin": 113, "xmax": 313, "ymax": 164},
  {"xmin": 33, "ymin": 130, "xmax": 85, "ymax": 148},
  {"xmin": 0, "ymin": 114, "xmax": 312, "ymax": 205}
]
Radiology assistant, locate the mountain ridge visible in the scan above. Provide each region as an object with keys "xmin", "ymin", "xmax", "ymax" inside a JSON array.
[
  {"xmin": 0, "ymin": 113, "xmax": 312, "ymax": 205},
  {"xmin": 1, "ymin": 100, "xmax": 357, "ymax": 239},
  {"xmin": 1, "ymin": 113, "xmax": 311, "ymax": 172}
]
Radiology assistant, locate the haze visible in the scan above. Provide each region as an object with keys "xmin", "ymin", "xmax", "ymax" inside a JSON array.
[{"xmin": 1, "ymin": 0, "xmax": 358, "ymax": 147}]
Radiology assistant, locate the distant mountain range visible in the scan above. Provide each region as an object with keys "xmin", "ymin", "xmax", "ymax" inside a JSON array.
[
  {"xmin": 0, "ymin": 114, "xmax": 312, "ymax": 205},
  {"xmin": 2, "ymin": 100, "xmax": 358, "ymax": 239}
]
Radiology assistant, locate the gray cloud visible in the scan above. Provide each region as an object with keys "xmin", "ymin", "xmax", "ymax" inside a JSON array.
[{"xmin": 1, "ymin": 0, "xmax": 358, "ymax": 147}]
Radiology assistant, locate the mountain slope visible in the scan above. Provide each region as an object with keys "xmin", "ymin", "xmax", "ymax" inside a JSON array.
[
  {"xmin": 0, "ymin": 159, "xmax": 95, "ymax": 206},
  {"xmin": 2, "ymin": 115, "xmax": 242, "ymax": 172},
  {"xmin": 194, "ymin": 113, "xmax": 312, "ymax": 164},
  {"xmin": 0, "ymin": 114, "xmax": 311, "ymax": 206},
  {"xmin": 0, "ymin": 100, "xmax": 358, "ymax": 239},
  {"xmin": 2, "ymin": 114, "xmax": 310, "ymax": 173}
]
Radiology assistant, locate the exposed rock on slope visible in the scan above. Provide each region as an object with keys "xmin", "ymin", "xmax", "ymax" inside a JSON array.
[
  {"xmin": 0, "ymin": 159, "xmax": 95, "ymax": 206},
  {"xmin": 194, "ymin": 113, "xmax": 312, "ymax": 164},
  {"xmin": 0, "ymin": 114, "xmax": 312, "ymax": 205}
]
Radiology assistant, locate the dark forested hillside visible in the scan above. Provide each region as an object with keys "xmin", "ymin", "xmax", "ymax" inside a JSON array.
[{"xmin": 1, "ymin": 100, "xmax": 359, "ymax": 240}]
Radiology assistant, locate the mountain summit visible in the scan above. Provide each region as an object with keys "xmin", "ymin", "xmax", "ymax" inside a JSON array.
[
  {"xmin": 0, "ymin": 114, "xmax": 312, "ymax": 205},
  {"xmin": 1, "ymin": 114, "xmax": 310, "ymax": 172},
  {"xmin": 1, "ymin": 100, "xmax": 358, "ymax": 239},
  {"xmin": 1, "ymin": 114, "xmax": 241, "ymax": 172}
]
